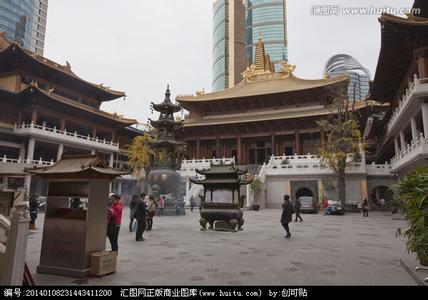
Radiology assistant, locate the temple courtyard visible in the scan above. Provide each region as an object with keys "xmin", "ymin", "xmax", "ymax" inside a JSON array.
[{"xmin": 25, "ymin": 207, "xmax": 417, "ymax": 285}]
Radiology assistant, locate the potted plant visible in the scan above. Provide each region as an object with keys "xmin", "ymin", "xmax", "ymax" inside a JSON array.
[
  {"xmin": 281, "ymin": 158, "xmax": 290, "ymax": 165},
  {"xmin": 250, "ymin": 177, "xmax": 263, "ymax": 211},
  {"xmin": 396, "ymin": 167, "xmax": 428, "ymax": 266}
]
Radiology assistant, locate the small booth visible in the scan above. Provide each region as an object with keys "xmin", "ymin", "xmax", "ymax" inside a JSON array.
[
  {"xmin": 190, "ymin": 163, "xmax": 252, "ymax": 232},
  {"xmin": 26, "ymin": 153, "xmax": 127, "ymax": 278}
]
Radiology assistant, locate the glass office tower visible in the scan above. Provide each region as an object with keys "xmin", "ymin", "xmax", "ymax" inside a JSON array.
[
  {"xmin": 324, "ymin": 54, "xmax": 371, "ymax": 101},
  {"xmin": 0, "ymin": 0, "xmax": 48, "ymax": 55},
  {"xmin": 212, "ymin": 0, "xmax": 228, "ymax": 92},
  {"xmin": 246, "ymin": 0, "xmax": 288, "ymax": 72}
]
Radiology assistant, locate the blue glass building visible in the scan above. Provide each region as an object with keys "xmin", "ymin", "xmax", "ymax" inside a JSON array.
[
  {"xmin": 0, "ymin": 0, "xmax": 48, "ymax": 55},
  {"xmin": 246, "ymin": 0, "xmax": 288, "ymax": 72},
  {"xmin": 212, "ymin": 0, "xmax": 228, "ymax": 92},
  {"xmin": 324, "ymin": 54, "xmax": 371, "ymax": 101},
  {"xmin": 0, "ymin": 0, "xmax": 35, "ymax": 50}
]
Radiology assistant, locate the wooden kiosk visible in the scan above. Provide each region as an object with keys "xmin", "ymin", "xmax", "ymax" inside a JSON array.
[{"xmin": 26, "ymin": 154, "xmax": 127, "ymax": 278}]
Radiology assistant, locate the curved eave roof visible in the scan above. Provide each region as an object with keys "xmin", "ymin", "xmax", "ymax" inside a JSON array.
[
  {"xmin": 0, "ymin": 41, "xmax": 125, "ymax": 101},
  {"xmin": 152, "ymin": 101, "xmax": 181, "ymax": 113},
  {"xmin": 176, "ymin": 73, "xmax": 349, "ymax": 103},
  {"xmin": 26, "ymin": 154, "xmax": 128, "ymax": 177},
  {"xmin": 371, "ymin": 13, "xmax": 428, "ymax": 102},
  {"xmin": 0, "ymin": 85, "xmax": 137, "ymax": 125},
  {"xmin": 149, "ymin": 118, "xmax": 180, "ymax": 128},
  {"xmin": 183, "ymin": 100, "xmax": 386, "ymax": 127}
]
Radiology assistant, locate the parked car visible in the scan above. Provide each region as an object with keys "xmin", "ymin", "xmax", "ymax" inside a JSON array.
[
  {"xmin": 325, "ymin": 200, "xmax": 345, "ymax": 215},
  {"xmin": 298, "ymin": 196, "xmax": 318, "ymax": 214}
]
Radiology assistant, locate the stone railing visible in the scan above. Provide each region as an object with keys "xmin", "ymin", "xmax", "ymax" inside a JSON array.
[
  {"xmin": 388, "ymin": 75, "xmax": 428, "ymax": 134},
  {"xmin": 365, "ymin": 162, "xmax": 393, "ymax": 176},
  {"xmin": 0, "ymin": 206, "xmax": 30, "ymax": 285},
  {"xmin": 14, "ymin": 122, "xmax": 119, "ymax": 152},
  {"xmin": 1, "ymin": 155, "xmax": 54, "ymax": 166},
  {"xmin": 180, "ymin": 157, "xmax": 235, "ymax": 177},
  {"xmin": 265, "ymin": 154, "xmax": 371, "ymax": 175},
  {"xmin": 391, "ymin": 135, "xmax": 428, "ymax": 171}
]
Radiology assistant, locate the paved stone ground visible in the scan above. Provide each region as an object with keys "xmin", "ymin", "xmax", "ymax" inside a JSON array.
[{"xmin": 26, "ymin": 208, "xmax": 417, "ymax": 285}]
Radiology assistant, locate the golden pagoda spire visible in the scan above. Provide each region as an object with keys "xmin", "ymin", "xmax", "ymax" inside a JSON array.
[{"xmin": 255, "ymin": 33, "xmax": 267, "ymax": 71}]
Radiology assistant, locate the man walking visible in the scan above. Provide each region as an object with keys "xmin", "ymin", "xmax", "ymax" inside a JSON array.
[
  {"xmin": 281, "ymin": 195, "xmax": 294, "ymax": 239},
  {"xmin": 135, "ymin": 193, "xmax": 147, "ymax": 241},
  {"xmin": 294, "ymin": 197, "xmax": 303, "ymax": 222}
]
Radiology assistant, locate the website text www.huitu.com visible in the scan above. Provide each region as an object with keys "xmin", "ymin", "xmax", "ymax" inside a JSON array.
[{"xmin": 311, "ymin": 5, "xmax": 421, "ymax": 16}]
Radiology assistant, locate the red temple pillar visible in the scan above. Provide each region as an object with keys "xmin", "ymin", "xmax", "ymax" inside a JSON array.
[
  {"xmin": 271, "ymin": 133, "xmax": 275, "ymax": 156},
  {"xmin": 237, "ymin": 135, "xmax": 241, "ymax": 164},
  {"xmin": 92, "ymin": 127, "xmax": 97, "ymax": 138},
  {"xmin": 60, "ymin": 118, "xmax": 66, "ymax": 131},
  {"xmin": 31, "ymin": 110, "xmax": 38, "ymax": 124},
  {"xmin": 216, "ymin": 136, "xmax": 220, "ymax": 158},
  {"xmin": 320, "ymin": 127, "xmax": 326, "ymax": 149},
  {"xmin": 416, "ymin": 47, "xmax": 428, "ymax": 78},
  {"xmin": 295, "ymin": 131, "xmax": 301, "ymax": 155}
]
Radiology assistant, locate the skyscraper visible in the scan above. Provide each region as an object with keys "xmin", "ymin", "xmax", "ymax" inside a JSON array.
[
  {"xmin": 324, "ymin": 54, "xmax": 370, "ymax": 101},
  {"xmin": 212, "ymin": 0, "xmax": 288, "ymax": 91},
  {"xmin": 246, "ymin": 0, "xmax": 288, "ymax": 72},
  {"xmin": 212, "ymin": 0, "xmax": 246, "ymax": 92},
  {"xmin": 0, "ymin": 0, "xmax": 48, "ymax": 55}
]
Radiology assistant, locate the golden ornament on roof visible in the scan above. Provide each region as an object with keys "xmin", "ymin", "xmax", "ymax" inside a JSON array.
[
  {"xmin": 279, "ymin": 61, "xmax": 296, "ymax": 78},
  {"xmin": 241, "ymin": 64, "xmax": 257, "ymax": 82}
]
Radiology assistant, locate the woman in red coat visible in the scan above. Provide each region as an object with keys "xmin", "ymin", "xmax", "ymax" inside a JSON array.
[{"xmin": 107, "ymin": 194, "xmax": 122, "ymax": 252}]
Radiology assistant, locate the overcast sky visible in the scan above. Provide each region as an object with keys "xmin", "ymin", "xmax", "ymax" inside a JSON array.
[{"xmin": 44, "ymin": 0, "xmax": 414, "ymax": 124}]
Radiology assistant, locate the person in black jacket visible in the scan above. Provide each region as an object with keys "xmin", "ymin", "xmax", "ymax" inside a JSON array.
[
  {"xmin": 129, "ymin": 195, "xmax": 139, "ymax": 232},
  {"xmin": 135, "ymin": 193, "xmax": 147, "ymax": 241},
  {"xmin": 294, "ymin": 197, "xmax": 303, "ymax": 222},
  {"xmin": 281, "ymin": 195, "xmax": 294, "ymax": 239},
  {"xmin": 28, "ymin": 194, "xmax": 38, "ymax": 230}
]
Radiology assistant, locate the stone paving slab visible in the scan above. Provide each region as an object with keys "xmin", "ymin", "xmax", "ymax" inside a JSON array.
[{"xmin": 26, "ymin": 208, "xmax": 416, "ymax": 285}]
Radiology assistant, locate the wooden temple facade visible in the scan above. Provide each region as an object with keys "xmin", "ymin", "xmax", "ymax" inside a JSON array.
[
  {"xmin": 0, "ymin": 32, "xmax": 140, "ymax": 198},
  {"xmin": 177, "ymin": 37, "xmax": 378, "ymax": 165},
  {"xmin": 367, "ymin": 0, "xmax": 428, "ymax": 175}
]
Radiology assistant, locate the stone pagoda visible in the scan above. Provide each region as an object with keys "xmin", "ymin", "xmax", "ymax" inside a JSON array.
[{"xmin": 147, "ymin": 85, "xmax": 186, "ymax": 215}]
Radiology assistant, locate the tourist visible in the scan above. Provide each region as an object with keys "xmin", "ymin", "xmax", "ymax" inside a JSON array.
[
  {"xmin": 158, "ymin": 196, "xmax": 165, "ymax": 216},
  {"xmin": 175, "ymin": 200, "xmax": 181, "ymax": 216},
  {"xmin": 294, "ymin": 197, "xmax": 303, "ymax": 222},
  {"xmin": 362, "ymin": 198, "xmax": 369, "ymax": 217},
  {"xmin": 135, "ymin": 193, "xmax": 147, "ymax": 241},
  {"xmin": 322, "ymin": 197, "xmax": 329, "ymax": 215},
  {"xmin": 107, "ymin": 194, "xmax": 122, "ymax": 252},
  {"xmin": 190, "ymin": 195, "xmax": 196, "ymax": 212},
  {"xmin": 129, "ymin": 195, "xmax": 138, "ymax": 232},
  {"xmin": 281, "ymin": 195, "xmax": 294, "ymax": 239},
  {"xmin": 28, "ymin": 194, "xmax": 38, "ymax": 230},
  {"xmin": 147, "ymin": 195, "xmax": 156, "ymax": 230}
]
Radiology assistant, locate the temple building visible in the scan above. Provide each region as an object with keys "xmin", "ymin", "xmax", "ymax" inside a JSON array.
[
  {"xmin": 177, "ymin": 37, "xmax": 393, "ymax": 209},
  {"xmin": 0, "ymin": 32, "xmax": 140, "ymax": 200},
  {"xmin": 368, "ymin": 0, "xmax": 428, "ymax": 177},
  {"xmin": 178, "ymin": 37, "xmax": 376, "ymax": 165}
]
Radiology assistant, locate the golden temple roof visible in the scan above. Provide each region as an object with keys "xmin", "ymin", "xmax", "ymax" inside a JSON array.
[{"xmin": 177, "ymin": 73, "xmax": 349, "ymax": 103}]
